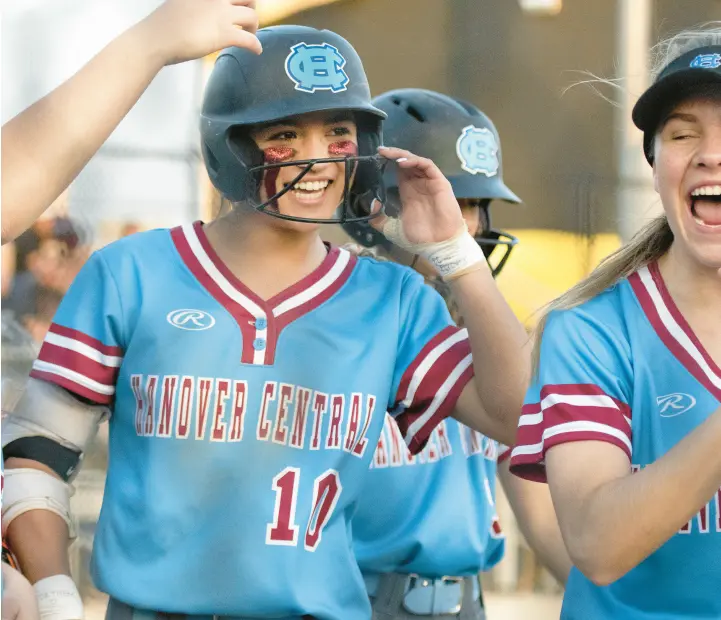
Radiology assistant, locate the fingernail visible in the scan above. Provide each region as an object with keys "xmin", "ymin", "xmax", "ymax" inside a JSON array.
[
  {"xmin": 396, "ymin": 157, "xmax": 408, "ymax": 163},
  {"xmin": 378, "ymin": 145, "xmax": 390, "ymax": 150}
]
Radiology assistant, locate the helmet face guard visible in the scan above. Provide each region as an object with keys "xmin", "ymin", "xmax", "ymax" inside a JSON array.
[
  {"xmin": 471, "ymin": 200, "xmax": 518, "ymax": 278},
  {"xmin": 477, "ymin": 229, "xmax": 519, "ymax": 278},
  {"xmin": 245, "ymin": 154, "xmax": 389, "ymax": 224}
]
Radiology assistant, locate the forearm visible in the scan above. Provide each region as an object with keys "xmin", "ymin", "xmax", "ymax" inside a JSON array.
[
  {"xmin": 498, "ymin": 463, "xmax": 571, "ymax": 585},
  {"xmin": 4, "ymin": 459, "xmax": 72, "ymax": 583},
  {"xmin": 0, "ymin": 22, "xmax": 165, "ymax": 244},
  {"xmin": 520, "ymin": 512, "xmax": 572, "ymax": 585},
  {"xmin": 448, "ymin": 264, "xmax": 530, "ymax": 428},
  {"xmin": 553, "ymin": 408, "xmax": 721, "ymax": 584}
]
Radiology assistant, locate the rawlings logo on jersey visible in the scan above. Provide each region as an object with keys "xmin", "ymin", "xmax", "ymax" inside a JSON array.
[
  {"xmin": 284, "ymin": 42, "xmax": 349, "ymax": 93},
  {"xmin": 166, "ymin": 309, "xmax": 216, "ymax": 331},
  {"xmin": 455, "ymin": 125, "xmax": 499, "ymax": 176},
  {"xmin": 690, "ymin": 53, "xmax": 721, "ymax": 69},
  {"xmin": 656, "ymin": 392, "xmax": 696, "ymax": 417}
]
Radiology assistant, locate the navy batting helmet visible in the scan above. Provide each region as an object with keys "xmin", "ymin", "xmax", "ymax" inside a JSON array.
[
  {"xmin": 200, "ymin": 25, "xmax": 388, "ymax": 224},
  {"xmin": 343, "ymin": 89, "xmax": 521, "ymax": 276}
]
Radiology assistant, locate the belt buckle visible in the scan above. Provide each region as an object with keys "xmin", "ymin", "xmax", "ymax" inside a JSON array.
[
  {"xmin": 435, "ymin": 576, "xmax": 464, "ymax": 615},
  {"xmin": 402, "ymin": 574, "xmax": 464, "ymax": 616}
]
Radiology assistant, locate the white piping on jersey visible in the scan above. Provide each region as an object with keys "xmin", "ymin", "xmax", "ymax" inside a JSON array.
[
  {"xmin": 273, "ymin": 249, "xmax": 351, "ymax": 317},
  {"xmin": 43, "ymin": 331, "xmax": 122, "ymax": 368},
  {"xmin": 639, "ymin": 266, "xmax": 721, "ymax": 390},
  {"xmin": 32, "ymin": 360, "xmax": 115, "ymax": 396},
  {"xmin": 404, "ymin": 352, "xmax": 473, "ymax": 445},
  {"xmin": 401, "ymin": 329, "xmax": 469, "ymax": 409},
  {"xmin": 518, "ymin": 392, "xmax": 631, "ymax": 436},
  {"xmin": 510, "ymin": 420, "xmax": 633, "ymax": 458},
  {"xmin": 183, "ymin": 224, "xmax": 269, "ymax": 363},
  {"xmin": 541, "ymin": 393, "xmax": 631, "ymax": 427},
  {"xmin": 518, "ymin": 411, "xmax": 543, "ymax": 426},
  {"xmin": 182, "ymin": 224, "xmax": 265, "ymax": 319}
]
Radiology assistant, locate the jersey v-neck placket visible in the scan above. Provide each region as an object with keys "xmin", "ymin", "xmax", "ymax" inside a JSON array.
[{"xmin": 171, "ymin": 222, "xmax": 356, "ymax": 366}]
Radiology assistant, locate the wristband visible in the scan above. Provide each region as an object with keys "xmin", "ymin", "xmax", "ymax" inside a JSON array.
[
  {"xmin": 381, "ymin": 218, "xmax": 485, "ymax": 279},
  {"xmin": 33, "ymin": 575, "xmax": 83, "ymax": 620}
]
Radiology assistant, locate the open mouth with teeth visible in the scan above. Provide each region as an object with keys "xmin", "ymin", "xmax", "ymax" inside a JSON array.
[
  {"xmin": 689, "ymin": 185, "xmax": 721, "ymax": 229},
  {"xmin": 283, "ymin": 179, "xmax": 333, "ymax": 202}
]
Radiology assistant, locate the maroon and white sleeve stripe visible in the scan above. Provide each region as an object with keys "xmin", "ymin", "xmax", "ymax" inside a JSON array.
[
  {"xmin": 497, "ymin": 444, "xmax": 512, "ymax": 464},
  {"xmin": 29, "ymin": 323, "xmax": 123, "ymax": 405},
  {"xmin": 393, "ymin": 326, "xmax": 474, "ymax": 454},
  {"xmin": 510, "ymin": 383, "xmax": 632, "ymax": 482}
]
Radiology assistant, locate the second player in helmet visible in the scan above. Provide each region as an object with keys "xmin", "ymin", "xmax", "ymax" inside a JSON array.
[
  {"xmin": 347, "ymin": 89, "xmax": 572, "ymax": 620},
  {"xmin": 344, "ymin": 88, "xmax": 519, "ymax": 278}
]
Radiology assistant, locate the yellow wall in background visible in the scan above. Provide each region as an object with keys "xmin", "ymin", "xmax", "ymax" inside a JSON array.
[{"xmin": 495, "ymin": 230, "xmax": 621, "ymax": 328}]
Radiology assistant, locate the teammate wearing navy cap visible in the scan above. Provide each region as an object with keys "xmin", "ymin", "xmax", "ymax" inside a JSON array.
[{"xmin": 511, "ymin": 24, "xmax": 721, "ymax": 619}]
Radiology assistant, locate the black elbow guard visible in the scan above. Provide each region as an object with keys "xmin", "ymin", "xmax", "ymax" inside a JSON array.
[{"xmin": 3, "ymin": 437, "xmax": 81, "ymax": 481}]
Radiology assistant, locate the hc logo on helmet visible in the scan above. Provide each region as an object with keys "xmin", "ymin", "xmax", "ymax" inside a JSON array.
[
  {"xmin": 455, "ymin": 126, "xmax": 500, "ymax": 176},
  {"xmin": 284, "ymin": 42, "xmax": 350, "ymax": 93},
  {"xmin": 690, "ymin": 53, "xmax": 721, "ymax": 69}
]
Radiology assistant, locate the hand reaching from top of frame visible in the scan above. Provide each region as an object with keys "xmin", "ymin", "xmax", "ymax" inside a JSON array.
[{"xmin": 139, "ymin": 0, "xmax": 262, "ymax": 65}]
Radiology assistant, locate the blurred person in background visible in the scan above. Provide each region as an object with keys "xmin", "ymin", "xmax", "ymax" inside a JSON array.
[
  {"xmin": 345, "ymin": 89, "xmax": 570, "ymax": 620},
  {"xmin": 3, "ymin": 218, "xmax": 89, "ymax": 334},
  {"xmin": 119, "ymin": 222, "xmax": 143, "ymax": 238},
  {"xmin": 21, "ymin": 288, "xmax": 64, "ymax": 345},
  {"xmin": 510, "ymin": 23, "xmax": 721, "ymax": 619},
  {"xmin": 2, "ymin": 243, "xmax": 16, "ymax": 300}
]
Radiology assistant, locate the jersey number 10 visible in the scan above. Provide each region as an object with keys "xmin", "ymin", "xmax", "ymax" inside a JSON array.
[{"xmin": 266, "ymin": 467, "xmax": 342, "ymax": 551}]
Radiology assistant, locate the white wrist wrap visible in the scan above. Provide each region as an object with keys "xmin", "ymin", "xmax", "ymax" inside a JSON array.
[
  {"xmin": 1, "ymin": 469, "xmax": 76, "ymax": 539},
  {"xmin": 381, "ymin": 219, "xmax": 485, "ymax": 279},
  {"xmin": 34, "ymin": 575, "xmax": 83, "ymax": 620}
]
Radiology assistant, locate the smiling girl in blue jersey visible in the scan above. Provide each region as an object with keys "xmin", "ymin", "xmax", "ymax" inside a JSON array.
[
  {"xmin": 510, "ymin": 23, "xmax": 721, "ymax": 619},
  {"xmin": 0, "ymin": 3, "xmax": 530, "ymax": 620}
]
